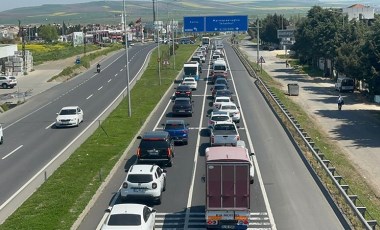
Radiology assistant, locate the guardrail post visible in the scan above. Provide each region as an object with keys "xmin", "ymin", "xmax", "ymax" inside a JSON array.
[{"xmin": 349, "ymin": 195, "xmax": 358, "ymax": 205}]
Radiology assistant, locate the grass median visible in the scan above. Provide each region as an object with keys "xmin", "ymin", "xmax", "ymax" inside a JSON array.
[{"xmin": 0, "ymin": 44, "xmax": 198, "ymax": 230}]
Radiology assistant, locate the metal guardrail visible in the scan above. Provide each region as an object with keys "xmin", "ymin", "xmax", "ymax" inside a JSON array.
[{"xmin": 232, "ymin": 44, "xmax": 378, "ymax": 230}]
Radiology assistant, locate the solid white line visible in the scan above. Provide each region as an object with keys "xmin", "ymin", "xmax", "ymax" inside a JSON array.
[
  {"xmin": 2, "ymin": 145, "xmax": 23, "ymax": 160},
  {"xmin": 114, "ymin": 73, "xmax": 118, "ymax": 77},
  {"xmin": 107, "ymin": 79, "xmax": 112, "ymax": 83},
  {"xmin": 224, "ymin": 45, "xmax": 277, "ymax": 229},
  {"xmin": 120, "ymin": 69, "xmax": 123, "ymax": 72},
  {"xmin": 45, "ymin": 122, "xmax": 55, "ymax": 130},
  {"xmin": 98, "ymin": 86, "xmax": 103, "ymax": 91},
  {"xmin": 86, "ymin": 94, "xmax": 93, "ymax": 100}
]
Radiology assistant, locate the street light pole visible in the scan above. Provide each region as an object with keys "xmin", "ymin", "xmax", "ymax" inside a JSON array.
[
  {"xmin": 257, "ymin": 18, "xmax": 260, "ymax": 64},
  {"xmin": 157, "ymin": 1, "xmax": 161, "ymax": 85},
  {"xmin": 123, "ymin": 0, "xmax": 131, "ymax": 117}
]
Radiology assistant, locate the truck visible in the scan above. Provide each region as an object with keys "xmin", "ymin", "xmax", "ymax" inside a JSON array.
[
  {"xmin": 213, "ymin": 38, "xmax": 224, "ymax": 50},
  {"xmin": 204, "ymin": 145, "xmax": 253, "ymax": 229},
  {"xmin": 183, "ymin": 61, "xmax": 201, "ymax": 81},
  {"xmin": 209, "ymin": 121, "xmax": 240, "ymax": 146}
]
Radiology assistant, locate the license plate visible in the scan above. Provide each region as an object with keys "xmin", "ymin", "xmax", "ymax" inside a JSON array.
[
  {"xmin": 221, "ymin": 225, "xmax": 235, "ymax": 229},
  {"xmin": 133, "ymin": 189, "xmax": 144, "ymax": 192},
  {"xmin": 179, "ymin": 110, "xmax": 185, "ymax": 112},
  {"xmin": 149, "ymin": 152, "xmax": 159, "ymax": 155}
]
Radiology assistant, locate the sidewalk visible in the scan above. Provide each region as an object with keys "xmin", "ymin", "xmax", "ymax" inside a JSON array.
[{"xmin": 239, "ymin": 38, "xmax": 380, "ymax": 196}]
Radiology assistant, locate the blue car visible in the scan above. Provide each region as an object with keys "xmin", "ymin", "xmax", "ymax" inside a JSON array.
[{"xmin": 163, "ymin": 120, "xmax": 189, "ymax": 145}]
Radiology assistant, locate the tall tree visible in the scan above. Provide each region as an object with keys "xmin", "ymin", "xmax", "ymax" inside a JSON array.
[{"xmin": 38, "ymin": 24, "xmax": 58, "ymax": 42}]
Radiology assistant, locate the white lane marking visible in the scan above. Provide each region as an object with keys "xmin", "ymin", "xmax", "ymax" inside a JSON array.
[
  {"xmin": 114, "ymin": 73, "xmax": 118, "ymax": 77},
  {"xmin": 224, "ymin": 46, "xmax": 277, "ymax": 229},
  {"xmin": 108, "ymin": 79, "xmax": 112, "ymax": 83},
  {"xmin": 3, "ymin": 51, "xmax": 127, "ymax": 131},
  {"xmin": 2, "ymin": 145, "xmax": 23, "ymax": 160},
  {"xmin": 86, "ymin": 94, "xmax": 93, "ymax": 100},
  {"xmin": 120, "ymin": 69, "xmax": 123, "ymax": 72},
  {"xmin": 98, "ymin": 86, "xmax": 103, "ymax": 91},
  {"xmin": 184, "ymin": 51, "xmax": 211, "ymax": 229},
  {"xmin": 46, "ymin": 122, "xmax": 55, "ymax": 129}
]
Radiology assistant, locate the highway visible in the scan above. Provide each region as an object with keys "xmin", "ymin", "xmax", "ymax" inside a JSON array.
[
  {"xmin": 0, "ymin": 43, "xmax": 157, "ymax": 215},
  {"xmin": 79, "ymin": 41, "xmax": 350, "ymax": 230}
]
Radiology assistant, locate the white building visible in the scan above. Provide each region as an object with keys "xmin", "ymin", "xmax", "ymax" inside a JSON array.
[{"xmin": 343, "ymin": 4, "xmax": 375, "ymax": 21}]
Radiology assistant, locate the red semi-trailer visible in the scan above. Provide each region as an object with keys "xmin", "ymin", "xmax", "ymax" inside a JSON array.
[{"xmin": 205, "ymin": 146, "xmax": 252, "ymax": 229}]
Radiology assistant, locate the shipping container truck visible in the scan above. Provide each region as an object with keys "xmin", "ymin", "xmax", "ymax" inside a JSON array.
[{"xmin": 204, "ymin": 145, "xmax": 253, "ymax": 229}]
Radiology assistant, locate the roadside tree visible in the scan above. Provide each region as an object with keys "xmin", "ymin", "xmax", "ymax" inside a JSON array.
[{"xmin": 38, "ymin": 24, "xmax": 59, "ymax": 43}]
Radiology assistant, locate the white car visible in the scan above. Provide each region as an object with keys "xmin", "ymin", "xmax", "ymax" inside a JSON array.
[
  {"xmin": 102, "ymin": 203, "xmax": 156, "ymax": 230},
  {"xmin": 207, "ymin": 111, "xmax": 232, "ymax": 128},
  {"xmin": 195, "ymin": 50, "xmax": 206, "ymax": 63},
  {"xmin": 182, "ymin": 77, "xmax": 197, "ymax": 90},
  {"xmin": 120, "ymin": 164, "xmax": 166, "ymax": 204},
  {"xmin": 213, "ymin": 96, "xmax": 232, "ymax": 111},
  {"xmin": 55, "ymin": 106, "xmax": 84, "ymax": 128},
  {"xmin": 218, "ymin": 102, "xmax": 240, "ymax": 123}
]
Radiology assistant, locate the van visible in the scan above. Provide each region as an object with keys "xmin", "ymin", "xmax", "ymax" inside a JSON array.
[
  {"xmin": 210, "ymin": 59, "xmax": 228, "ymax": 78},
  {"xmin": 335, "ymin": 77, "xmax": 354, "ymax": 92}
]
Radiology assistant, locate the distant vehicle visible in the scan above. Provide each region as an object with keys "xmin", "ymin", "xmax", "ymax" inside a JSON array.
[
  {"xmin": 101, "ymin": 203, "xmax": 156, "ymax": 230},
  {"xmin": 172, "ymin": 97, "xmax": 193, "ymax": 117},
  {"xmin": 214, "ymin": 89, "xmax": 233, "ymax": 101},
  {"xmin": 120, "ymin": 164, "xmax": 166, "ymax": 204},
  {"xmin": 183, "ymin": 61, "xmax": 201, "ymax": 81},
  {"xmin": 210, "ymin": 84, "xmax": 228, "ymax": 98},
  {"xmin": 55, "ymin": 106, "xmax": 84, "ymax": 128},
  {"xmin": 204, "ymin": 145, "xmax": 253, "ymax": 229},
  {"xmin": 207, "ymin": 111, "xmax": 232, "ymax": 128},
  {"xmin": 214, "ymin": 77, "xmax": 229, "ymax": 87},
  {"xmin": 202, "ymin": 36, "xmax": 210, "ymax": 46},
  {"xmin": 0, "ymin": 76, "xmax": 17, "ymax": 89},
  {"xmin": 174, "ymin": 85, "xmax": 192, "ymax": 99},
  {"xmin": 136, "ymin": 131, "xmax": 174, "ymax": 167},
  {"xmin": 212, "ymin": 96, "xmax": 232, "ymax": 111},
  {"xmin": 162, "ymin": 119, "xmax": 189, "ymax": 145},
  {"xmin": 218, "ymin": 102, "xmax": 241, "ymax": 123},
  {"xmin": 335, "ymin": 77, "xmax": 354, "ymax": 92},
  {"xmin": 182, "ymin": 77, "xmax": 197, "ymax": 90}
]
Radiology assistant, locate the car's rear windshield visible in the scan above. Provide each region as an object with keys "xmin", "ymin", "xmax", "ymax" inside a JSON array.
[
  {"xmin": 214, "ymin": 124, "xmax": 235, "ymax": 130},
  {"xmin": 107, "ymin": 214, "xmax": 141, "ymax": 226},
  {"xmin": 127, "ymin": 174, "xmax": 153, "ymax": 183},
  {"xmin": 216, "ymin": 98, "xmax": 229, "ymax": 103},
  {"xmin": 140, "ymin": 139, "xmax": 168, "ymax": 148},
  {"xmin": 59, "ymin": 109, "xmax": 77, "ymax": 115},
  {"xmin": 165, "ymin": 124, "xmax": 185, "ymax": 130},
  {"xmin": 214, "ymin": 65, "xmax": 226, "ymax": 71},
  {"xmin": 175, "ymin": 100, "xmax": 190, "ymax": 105},
  {"xmin": 212, "ymin": 116, "xmax": 229, "ymax": 121},
  {"xmin": 177, "ymin": 86, "xmax": 190, "ymax": 91},
  {"xmin": 221, "ymin": 105, "xmax": 236, "ymax": 110}
]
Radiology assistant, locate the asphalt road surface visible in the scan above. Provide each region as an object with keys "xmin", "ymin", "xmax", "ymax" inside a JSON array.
[{"xmin": 78, "ymin": 41, "xmax": 349, "ymax": 230}]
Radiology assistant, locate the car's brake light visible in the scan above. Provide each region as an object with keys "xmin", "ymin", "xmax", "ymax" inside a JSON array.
[
  {"xmin": 122, "ymin": 182, "xmax": 128, "ymax": 188},
  {"xmin": 152, "ymin": 182, "xmax": 157, "ymax": 189},
  {"xmin": 186, "ymin": 91, "xmax": 191, "ymax": 94},
  {"xmin": 167, "ymin": 148, "xmax": 171, "ymax": 157},
  {"xmin": 136, "ymin": 147, "xmax": 141, "ymax": 157}
]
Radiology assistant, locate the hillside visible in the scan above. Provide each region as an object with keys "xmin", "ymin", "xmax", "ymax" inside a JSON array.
[{"xmin": 0, "ymin": 0, "xmax": 378, "ymax": 25}]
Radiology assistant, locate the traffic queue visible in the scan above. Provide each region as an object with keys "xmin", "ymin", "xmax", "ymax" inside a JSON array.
[{"xmin": 101, "ymin": 38, "xmax": 255, "ymax": 230}]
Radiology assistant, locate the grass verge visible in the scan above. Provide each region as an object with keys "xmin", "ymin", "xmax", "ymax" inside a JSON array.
[
  {"xmin": 0, "ymin": 44, "xmax": 198, "ymax": 230},
  {"xmin": 247, "ymin": 59, "xmax": 380, "ymax": 226}
]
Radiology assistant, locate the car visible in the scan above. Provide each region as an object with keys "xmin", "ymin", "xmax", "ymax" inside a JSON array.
[
  {"xmin": 182, "ymin": 77, "xmax": 197, "ymax": 90},
  {"xmin": 212, "ymin": 96, "xmax": 233, "ymax": 111},
  {"xmin": 0, "ymin": 124, "xmax": 3, "ymax": 144},
  {"xmin": 207, "ymin": 111, "xmax": 232, "ymax": 128},
  {"xmin": 162, "ymin": 120, "xmax": 189, "ymax": 145},
  {"xmin": 214, "ymin": 77, "xmax": 229, "ymax": 87},
  {"xmin": 210, "ymin": 84, "xmax": 228, "ymax": 98},
  {"xmin": 101, "ymin": 203, "xmax": 156, "ymax": 230},
  {"xmin": 172, "ymin": 97, "xmax": 193, "ymax": 117},
  {"xmin": 214, "ymin": 89, "xmax": 233, "ymax": 101},
  {"xmin": 55, "ymin": 106, "xmax": 84, "ymax": 128},
  {"xmin": 0, "ymin": 76, "xmax": 17, "ymax": 88},
  {"xmin": 120, "ymin": 164, "xmax": 167, "ymax": 204},
  {"xmin": 195, "ymin": 50, "xmax": 206, "ymax": 63},
  {"xmin": 174, "ymin": 85, "xmax": 192, "ymax": 99},
  {"xmin": 136, "ymin": 131, "xmax": 174, "ymax": 167},
  {"xmin": 218, "ymin": 102, "xmax": 241, "ymax": 123}
]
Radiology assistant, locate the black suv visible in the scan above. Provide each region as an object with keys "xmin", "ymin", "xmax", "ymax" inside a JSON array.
[{"xmin": 136, "ymin": 131, "xmax": 174, "ymax": 167}]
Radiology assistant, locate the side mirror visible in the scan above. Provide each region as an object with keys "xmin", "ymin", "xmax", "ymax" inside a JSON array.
[
  {"xmin": 250, "ymin": 152, "xmax": 255, "ymax": 156},
  {"xmin": 186, "ymin": 123, "xmax": 190, "ymax": 126},
  {"xmin": 201, "ymin": 176, "xmax": 206, "ymax": 183},
  {"xmin": 137, "ymin": 136, "xmax": 142, "ymax": 139},
  {"xmin": 206, "ymin": 114, "xmax": 209, "ymax": 117},
  {"xmin": 105, "ymin": 208, "xmax": 111, "ymax": 213},
  {"xmin": 161, "ymin": 124, "xmax": 165, "ymax": 126},
  {"xmin": 56, "ymin": 113, "xmax": 59, "ymax": 115},
  {"xmin": 236, "ymin": 126, "xmax": 240, "ymax": 129},
  {"xmin": 210, "ymin": 88, "xmax": 213, "ymax": 91},
  {"xmin": 152, "ymin": 209, "xmax": 157, "ymax": 213},
  {"xmin": 163, "ymin": 169, "xmax": 167, "ymax": 173}
]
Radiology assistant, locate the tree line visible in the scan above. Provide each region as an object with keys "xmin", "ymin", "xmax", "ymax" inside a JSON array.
[{"xmin": 249, "ymin": 6, "xmax": 380, "ymax": 95}]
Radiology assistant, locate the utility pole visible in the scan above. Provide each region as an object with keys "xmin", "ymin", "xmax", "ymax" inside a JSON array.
[
  {"xmin": 152, "ymin": 0, "xmax": 156, "ymax": 22},
  {"xmin": 123, "ymin": 0, "xmax": 131, "ymax": 117},
  {"xmin": 157, "ymin": 1, "xmax": 161, "ymax": 85},
  {"xmin": 256, "ymin": 18, "xmax": 260, "ymax": 64}
]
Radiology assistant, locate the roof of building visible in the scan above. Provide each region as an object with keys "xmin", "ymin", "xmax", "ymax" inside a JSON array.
[{"xmin": 348, "ymin": 4, "xmax": 368, "ymax": 8}]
